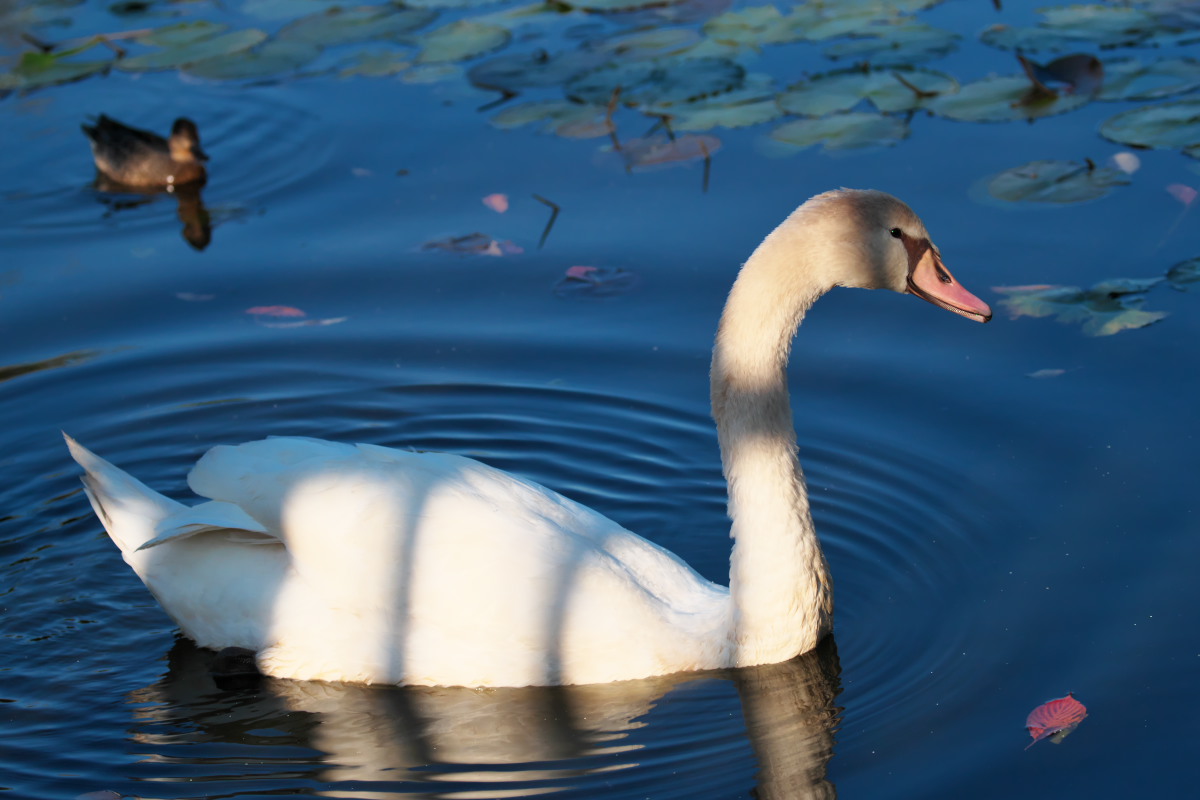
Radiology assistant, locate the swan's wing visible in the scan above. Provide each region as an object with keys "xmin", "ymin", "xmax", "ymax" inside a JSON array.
[{"xmin": 136, "ymin": 500, "xmax": 275, "ymax": 551}]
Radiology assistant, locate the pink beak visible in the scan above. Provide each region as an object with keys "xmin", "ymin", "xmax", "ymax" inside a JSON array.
[{"xmin": 905, "ymin": 240, "xmax": 991, "ymax": 323}]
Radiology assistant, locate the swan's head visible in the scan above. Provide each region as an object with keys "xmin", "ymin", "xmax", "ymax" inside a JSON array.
[{"xmin": 801, "ymin": 189, "xmax": 992, "ymax": 323}]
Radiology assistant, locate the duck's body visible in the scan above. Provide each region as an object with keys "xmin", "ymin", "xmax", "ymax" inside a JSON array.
[
  {"xmin": 67, "ymin": 189, "xmax": 992, "ymax": 687},
  {"xmin": 81, "ymin": 115, "xmax": 208, "ymax": 188}
]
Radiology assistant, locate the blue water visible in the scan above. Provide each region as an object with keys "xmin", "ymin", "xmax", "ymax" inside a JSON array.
[{"xmin": 2, "ymin": 0, "xmax": 1199, "ymax": 797}]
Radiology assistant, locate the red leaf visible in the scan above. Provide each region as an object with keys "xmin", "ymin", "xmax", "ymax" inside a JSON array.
[
  {"xmin": 1025, "ymin": 692, "xmax": 1087, "ymax": 749},
  {"xmin": 246, "ymin": 305, "xmax": 306, "ymax": 317}
]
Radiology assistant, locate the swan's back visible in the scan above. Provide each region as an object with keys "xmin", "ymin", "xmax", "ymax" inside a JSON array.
[{"xmin": 82, "ymin": 436, "xmax": 730, "ymax": 685}]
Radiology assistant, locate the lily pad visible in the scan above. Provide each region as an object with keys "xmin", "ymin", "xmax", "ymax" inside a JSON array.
[
  {"xmin": 928, "ymin": 75, "xmax": 1092, "ymax": 122},
  {"xmin": 566, "ymin": 57, "xmax": 744, "ymax": 108},
  {"xmin": 770, "ymin": 112, "xmax": 908, "ymax": 151},
  {"xmin": 824, "ymin": 21, "xmax": 959, "ymax": 66},
  {"xmin": 117, "ymin": 28, "xmax": 268, "ymax": 71},
  {"xmin": 986, "ymin": 160, "xmax": 1130, "ymax": 204},
  {"xmin": 468, "ymin": 49, "xmax": 604, "ymax": 93},
  {"xmin": 995, "ymin": 280, "xmax": 1168, "ymax": 336},
  {"xmin": 778, "ymin": 67, "xmax": 956, "ymax": 117},
  {"xmin": 339, "ymin": 50, "xmax": 412, "ymax": 77},
  {"xmin": 1166, "ymin": 257, "xmax": 1200, "ymax": 291},
  {"xmin": 184, "ymin": 40, "xmax": 322, "ymax": 80},
  {"xmin": 1100, "ymin": 97, "xmax": 1200, "ymax": 150},
  {"xmin": 0, "ymin": 47, "xmax": 112, "ymax": 90},
  {"xmin": 490, "ymin": 100, "xmax": 611, "ymax": 138},
  {"xmin": 663, "ymin": 72, "xmax": 779, "ymax": 130},
  {"xmin": 980, "ymin": 5, "xmax": 1162, "ymax": 51},
  {"xmin": 134, "ymin": 20, "xmax": 229, "ymax": 47},
  {"xmin": 278, "ymin": 6, "xmax": 436, "ymax": 47},
  {"xmin": 415, "ymin": 20, "xmax": 510, "ymax": 63},
  {"xmin": 591, "ymin": 27, "xmax": 701, "ymax": 60},
  {"xmin": 702, "ymin": 6, "xmax": 807, "ymax": 48},
  {"xmin": 1098, "ymin": 57, "xmax": 1200, "ymax": 101}
]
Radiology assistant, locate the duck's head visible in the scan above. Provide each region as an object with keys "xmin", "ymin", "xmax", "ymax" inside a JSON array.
[
  {"xmin": 802, "ymin": 189, "xmax": 993, "ymax": 323},
  {"xmin": 170, "ymin": 118, "xmax": 209, "ymax": 164}
]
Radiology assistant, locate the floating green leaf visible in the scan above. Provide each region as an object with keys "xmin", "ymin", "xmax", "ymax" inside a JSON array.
[
  {"xmin": 117, "ymin": 28, "xmax": 268, "ymax": 71},
  {"xmin": 1098, "ymin": 58, "xmax": 1200, "ymax": 101},
  {"xmin": 1166, "ymin": 257, "xmax": 1200, "ymax": 291},
  {"xmin": 134, "ymin": 21, "xmax": 229, "ymax": 47},
  {"xmin": 490, "ymin": 100, "xmax": 611, "ymax": 138},
  {"xmin": 184, "ymin": 40, "xmax": 321, "ymax": 80},
  {"xmin": 566, "ymin": 57, "xmax": 744, "ymax": 108},
  {"xmin": 415, "ymin": 20, "xmax": 510, "ymax": 63},
  {"xmin": 823, "ymin": 22, "xmax": 959, "ymax": 65},
  {"xmin": 338, "ymin": 50, "xmax": 411, "ymax": 77},
  {"xmin": 1100, "ymin": 98, "xmax": 1200, "ymax": 149},
  {"xmin": 995, "ymin": 280, "xmax": 1168, "ymax": 336},
  {"xmin": 986, "ymin": 160, "xmax": 1131, "ymax": 204},
  {"xmin": 405, "ymin": 0, "xmax": 505, "ymax": 7},
  {"xmin": 980, "ymin": 5, "xmax": 1162, "ymax": 52},
  {"xmin": 593, "ymin": 27, "xmax": 701, "ymax": 61},
  {"xmin": 778, "ymin": 67, "xmax": 956, "ymax": 117},
  {"xmin": 667, "ymin": 73, "xmax": 781, "ymax": 131},
  {"xmin": 928, "ymin": 75, "xmax": 1091, "ymax": 122},
  {"xmin": 702, "ymin": 6, "xmax": 806, "ymax": 48},
  {"xmin": 278, "ymin": 6, "xmax": 436, "ymax": 47},
  {"xmin": 468, "ymin": 49, "xmax": 604, "ymax": 93},
  {"xmin": 0, "ymin": 45, "xmax": 112, "ymax": 90},
  {"xmin": 770, "ymin": 112, "xmax": 908, "ymax": 151}
]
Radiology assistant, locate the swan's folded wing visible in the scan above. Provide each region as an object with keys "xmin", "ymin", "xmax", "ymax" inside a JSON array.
[{"xmin": 137, "ymin": 500, "xmax": 276, "ymax": 551}]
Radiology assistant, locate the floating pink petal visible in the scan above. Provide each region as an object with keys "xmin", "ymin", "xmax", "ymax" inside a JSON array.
[
  {"xmin": 1166, "ymin": 183, "xmax": 1197, "ymax": 207},
  {"xmin": 1109, "ymin": 152, "xmax": 1140, "ymax": 174},
  {"xmin": 246, "ymin": 305, "xmax": 306, "ymax": 317},
  {"xmin": 566, "ymin": 265, "xmax": 599, "ymax": 280},
  {"xmin": 1025, "ymin": 692, "xmax": 1088, "ymax": 749},
  {"xmin": 482, "ymin": 193, "xmax": 509, "ymax": 213}
]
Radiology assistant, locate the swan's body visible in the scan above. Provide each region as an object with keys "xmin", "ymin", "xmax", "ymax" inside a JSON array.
[{"xmin": 67, "ymin": 189, "xmax": 991, "ymax": 687}]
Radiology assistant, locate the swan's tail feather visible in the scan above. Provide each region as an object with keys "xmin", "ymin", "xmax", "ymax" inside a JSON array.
[{"xmin": 64, "ymin": 433, "xmax": 183, "ymax": 554}]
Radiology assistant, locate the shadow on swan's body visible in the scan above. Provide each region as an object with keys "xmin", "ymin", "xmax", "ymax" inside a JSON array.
[
  {"xmin": 127, "ymin": 635, "xmax": 843, "ymax": 799},
  {"xmin": 65, "ymin": 189, "xmax": 991, "ymax": 687}
]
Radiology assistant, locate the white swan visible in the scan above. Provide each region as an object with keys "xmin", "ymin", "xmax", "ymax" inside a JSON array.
[{"xmin": 66, "ymin": 189, "xmax": 991, "ymax": 687}]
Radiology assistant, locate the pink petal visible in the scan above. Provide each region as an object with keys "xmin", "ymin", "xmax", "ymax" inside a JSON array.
[
  {"xmin": 482, "ymin": 193, "xmax": 509, "ymax": 213},
  {"xmin": 1166, "ymin": 183, "xmax": 1197, "ymax": 207},
  {"xmin": 566, "ymin": 265, "xmax": 598, "ymax": 280},
  {"xmin": 246, "ymin": 305, "xmax": 306, "ymax": 317}
]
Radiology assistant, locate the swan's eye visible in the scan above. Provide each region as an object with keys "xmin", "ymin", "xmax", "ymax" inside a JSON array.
[{"xmin": 889, "ymin": 228, "xmax": 902, "ymax": 239}]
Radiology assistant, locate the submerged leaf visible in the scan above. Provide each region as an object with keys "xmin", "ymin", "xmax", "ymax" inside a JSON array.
[
  {"xmin": 770, "ymin": 112, "xmax": 908, "ymax": 151},
  {"xmin": 1166, "ymin": 257, "xmax": 1200, "ymax": 291},
  {"xmin": 1100, "ymin": 98, "xmax": 1200, "ymax": 150},
  {"xmin": 468, "ymin": 49, "xmax": 604, "ymax": 93},
  {"xmin": 553, "ymin": 265, "xmax": 640, "ymax": 297},
  {"xmin": 489, "ymin": 100, "xmax": 611, "ymax": 138},
  {"xmin": 619, "ymin": 134, "xmax": 721, "ymax": 170},
  {"xmin": 986, "ymin": 160, "xmax": 1130, "ymax": 204},
  {"xmin": 1026, "ymin": 693, "xmax": 1088, "ymax": 749},
  {"xmin": 995, "ymin": 281, "xmax": 1168, "ymax": 336},
  {"xmin": 422, "ymin": 232, "xmax": 523, "ymax": 256},
  {"xmin": 415, "ymin": 20, "xmax": 510, "ymax": 63},
  {"xmin": 566, "ymin": 57, "xmax": 745, "ymax": 108}
]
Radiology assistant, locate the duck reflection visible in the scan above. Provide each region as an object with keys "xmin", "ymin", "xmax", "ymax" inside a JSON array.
[
  {"xmin": 127, "ymin": 636, "xmax": 842, "ymax": 798},
  {"xmin": 83, "ymin": 116, "xmax": 212, "ymax": 251}
]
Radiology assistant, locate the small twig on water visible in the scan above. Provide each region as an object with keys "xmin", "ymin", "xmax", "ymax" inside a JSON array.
[
  {"xmin": 533, "ymin": 194, "xmax": 560, "ymax": 250},
  {"xmin": 606, "ymin": 87, "xmax": 622, "ymax": 151},
  {"xmin": 700, "ymin": 139, "xmax": 712, "ymax": 194}
]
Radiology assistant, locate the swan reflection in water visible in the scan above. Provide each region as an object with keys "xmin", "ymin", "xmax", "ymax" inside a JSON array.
[
  {"xmin": 91, "ymin": 176, "xmax": 212, "ymax": 251},
  {"xmin": 125, "ymin": 636, "xmax": 842, "ymax": 799}
]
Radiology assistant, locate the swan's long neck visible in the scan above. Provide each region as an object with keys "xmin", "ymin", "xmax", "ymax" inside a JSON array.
[{"xmin": 712, "ymin": 214, "xmax": 835, "ymax": 666}]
